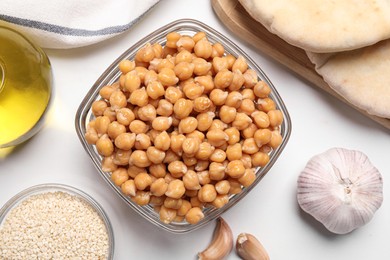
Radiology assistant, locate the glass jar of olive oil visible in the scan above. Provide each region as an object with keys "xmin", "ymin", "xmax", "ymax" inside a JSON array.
[{"xmin": 0, "ymin": 26, "xmax": 52, "ymax": 148}]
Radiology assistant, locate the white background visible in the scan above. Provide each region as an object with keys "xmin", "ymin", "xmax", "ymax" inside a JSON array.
[{"xmin": 1, "ymin": 1, "xmax": 390, "ymax": 259}]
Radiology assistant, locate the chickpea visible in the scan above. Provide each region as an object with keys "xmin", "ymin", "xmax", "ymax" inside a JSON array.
[
  {"xmin": 113, "ymin": 149, "xmax": 131, "ymax": 166},
  {"xmin": 163, "ymin": 150, "xmax": 181, "ymax": 164},
  {"xmin": 85, "ymin": 126, "xmax": 98, "ymax": 144},
  {"xmin": 137, "ymin": 104, "xmax": 156, "ymax": 122},
  {"xmin": 182, "ymin": 81, "xmax": 204, "ymax": 100},
  {"xmin": 176, "ymin": 36, "xmax": 195, "ymax": 52},
  {"xmin": 132, "ymin": 191, "xmax": 151, "ymax": 206},
  {"xmin": 173, "ymin": 98, "xmax": 193, "ymax": 119},
  {"xmin": 212, "ymin": 56, "xmax": 229, "ymax": 73},
  {"xmin": 239, "ymin": 168, "xmax": 256, "ymax": 187},
  {"xmin": 116, "ymin": 107, "xmax": 135, "ymax": 126},
  {"xmin": 253, "ymin": 80, "xmax": 271, "ymax": 98},
  {"xmin": 186, "ymin": 130, "xmax": 205, "ymax": 142},
  {"xmin": 178, "ymin": 117, "xmax": 198, "ymax": 134},
  {"xmin": 241, "ymin": 123, "xmax": 258, "ymax": 139},
  {"xmin": 253, "ymin": 128, "xmax": 272, "ymax": 147},
  {"xmin": 228, "ymin": 69, "xmax": 245, "ymax": 91},
  {"xmin": 195, "ymin": 142, "xmax": 215, "ymax": 160},
  {"xmin": 99, "ymin": 84, "xmax": 118, "ymax": 100},
  {"xmin": 129, "ymin": 120, "xmax": 149, "ymax": 134},
  {"xmin": 252, "ymin": 111, "xmax": 270, "ymax": 129},
  {"xmin": 239, "ymin": 98, "xmax": 256, "ymax": 115},
  {"xmin": 219, "ymin": 105, "xmax": 237, "ymax": 124},
  {"xmin": 156, "ymin": 99, "xmax": 173, "ymax": 116},
  {"xmin": 154, "ymin": 131, "xmax": 171, "ymax": 151},
  {"xmin": 251, "ymin": 151, "xmax": 270, "ymax": 167},
  {"xmin": 257, "ymin": 97, "xmax": 276, "ymax": 112},
  {"xmin": 268, "ymin": 109, "xmax": 284, "ymax": 128},
  {"xmin": 134, "ymin": 66, "xmax": 149, "ymax": 82},
  {"xmin": 158, "ymin": 67, "xmax": 179, "ymax": 87},
  {"xmin": 214, "ymin": 69, "xmax": 233, "ymax": 89},
  {"xmin": 164, "ymin": 173, "xmax": 177, "ymax": 184},
  {"xmin": 127, "ymin": 165, "xmax": 145, "ymax": 179},
  {"xmin": 182, "ymin": 154, "xmax": 198, "ymax": 167},
  {"xmin": 232, "ymin": 55, "xmax": 248, "ymax": 73},
  {"xmin": 194, "ymin": 75, "xmax": 214, "ymax": 93},
  {"xmin": 177, "ymin": 200, "xmax": 192, "ymax": 216},
  {"xmin": 211, "ymin": 195, "xmax": 229, "ymax": 208},
  {"xmin": 150, "ymin": 178, "xmax": 168, "ymax": 197},
  {"xmin": 95, "ymin": 116, "xmax": 110, "ymax": 136},
  {"xmin": 102, "ymin": 155, "xmax": 118, "ymax": 172},
  {"xmin": 215, "ymin": 180, "xmax": 230, "ymax": 195},
  {"xmin": 144, "ymin": 69, "xmax": 158, "ymax": 86},
  {"xmin": 107, "ymin": 121, "xmax": 126, "ymax": 140},
  {"xmin": 149, "ymin": 163, "xmax": 167, "ymax": 178},
  {"xmin": 243, "ymin": 69, "xmax": 258, "ymax": 88},
  {"xmin": 224, "ymin": 127, "xmax": 240, "ymax": 145},
  {"xmin": 193, "ymin": 96, "xmax": 212, "ymax": 113},
  {"xmin": 190, "ymin": 196, "xmax": 204, "ymax": 208},
  {"xmin": 146, "ymin": 81, "xmax": 165, "ymax": 100},
  {"xmin": 241, "ymin": 88, "xmax": 256, "ymax": 101},
  {"xmin": 194, "ymin": 37, "xmax": 213, "ymax": 59},
  {"xmin": 169, "ymin": 133, "xmax": 185, "ymax": 154},
  {"xmin": 211, "ymin": 42, "xmax": 225, "ymax": 58},
  {"xmin": 225, "ymin": 91, "xmax": 243, "ymax": 109},
  {"xmin": 194, "ymin": 160, "xmax": 209, "ymax": 172},
  {"xmin": 121, "ymin": 179, "xmax": 136, "ymax": 197},
  {"xmin": 103, "ymin": 108, "xmax": 117, "ymax": 122},
  {"xmin": 159, "ymin": 205, "xmax": 178, "ymax": 223},
  {"xmin": 192, "ymin": 31, "xmax": 207, "ymax": 43},
  {"xmin": 165, "ymin": 86, "xmax": 184, "ymax": 104},
  {"xmin": 192, "ymin": 57, "xmax": 212, "ymax": 76},
  {"xmin": 164, "ymin": 197, "xmax": 183, "ymax": 210},
  {"xmin": 210, "ymin": 149, "xmax": 227, "ymax": 163},
  {"xmin": 226, "ymin": 143, "xmax": 242, "ymax": 161},
  {"xmin": 197, "ymin": 170, "xmax": 211, "ymax": 185},
  {"xmin": 242, "ymin": 138, "xmax": 260, "ymax": 155},
  {"xmin": 196, "ymin": 112, "xmax": 215, "ymax": 132},
  {"xmin": 135, "ymin": 43, "xmax": 155, "ymax": 63},
  {"xmin": 166, "ymin": 32, "xmax": 181, "ymax": 48},
  {"xmin": 129, "ymin": 150, "xmax": 151, "ymax": 168},
  {"xmin": 185, "ymin": 207, "xmax": 204, "ymax": 224},
  {"xmin": 92, "ymin": 100, "xmax": 108, "ymax": 117},
  {"xmin": 124, "ymin": 71, "xmax": 141, "ymax": 93},
  {"xmin": 152, "ymin": 116, "xmax": 173, "ymax": 131},
  {"xmin": 232, "ymin": 112, "xmax": 252, "ymax": 131},
  {"xmin": 165, "ymin": 179, "xmax": 186, "ymax": 199},
  {"xmin": 209, "ymin": 162, "xmax": 226, "ymax": 181},
  {"xmin": 206, "ymin": 129, "xmax": 229, "ymax": 147},
  {"xmin": 185, "ymin": 189, "xmax": 198, "ymax": 198},
  {"xmin": 168, "ymin": 161, "xmax": 188, "ymax": 178},
  {"xmin": 174, "ymin": 61, "xmax": 194, "ymax": 81},
  {"xmin": 226, "ymin": 160, "xmax": 246, "ymax": 178},
  {"xmin": 182, "ymin": 137, "xmax": 200, "ymax": 156},
  {"xmin": 109, "ymin": 89, "xmax": 127, "ymax": 110},
  {"xmin": 111, "ymin": 167, "xmax": 129, "ymax": 186},
  {"xmin": 198, "ymin": 184, "xmax": 217, "ymax": 203},
  {"xmin": 228, "ymin": 178, "xmax": 243, "ymax": 194},
  {"xmin": 129, "ymin": 87, "xmax": 149, "ymax": 107},
  {"xmin": 96, "ymin": 134, "xmax": 114, "ymax": 157},
  {"xmin": 269, "ymin": 130, "xmax": 283, "ymax": 149},
  {"xmin": 119, "ymin": 59, "xmax": 136, "ymax": 74},
  {"xmin": 183, "ymin": 170, "xmax": 201, "ymax": 190},
  {"xmin": 146, "ymin": 146, "xmax": 165, "ymax": 164},
  {"xmin": 134, "ymin": 172, "xmax": 153, "ymax": 191}
]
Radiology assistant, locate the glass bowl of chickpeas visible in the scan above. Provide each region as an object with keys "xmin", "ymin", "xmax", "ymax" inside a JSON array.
[{"xmin": 75, "ymin": 19, "xmax": 291, "ymax": 233}]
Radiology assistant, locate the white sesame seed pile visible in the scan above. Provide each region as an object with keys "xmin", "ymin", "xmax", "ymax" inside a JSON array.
[{"xmin": 0, "ymin": 191, "xmax": 110, "ymax": 259}]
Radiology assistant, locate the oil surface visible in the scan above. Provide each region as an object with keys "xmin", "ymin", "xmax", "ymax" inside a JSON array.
[{"xmin": 0, "ymin": 26, "xmax": 52, "ymax": 147}]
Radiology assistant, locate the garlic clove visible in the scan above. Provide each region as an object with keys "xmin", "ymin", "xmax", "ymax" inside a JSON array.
[
  {"xmin": 297, "ymin": 147, "xmax": 383, "ymax": 234},
  {"xmin": 236, "ymin": 233, "xmax": 270, "ymax": 260},
  {"xmin": 198, "ymin": 217, "xmax": 233, "ymax": 260}
]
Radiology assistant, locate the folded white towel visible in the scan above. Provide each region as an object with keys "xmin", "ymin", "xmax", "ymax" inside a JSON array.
[{"xmin": 0, "ymin": 0, "xmax": 160, "ymax": 49}]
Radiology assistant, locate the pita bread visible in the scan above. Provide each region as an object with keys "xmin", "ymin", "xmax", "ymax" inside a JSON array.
[
  {"xmin": 307, "ymin": 39, "xmax": 390, "ymax": 118},
  {"xmin": 239, "ymin": 0, "xmax": 390, "ymax": 53}
]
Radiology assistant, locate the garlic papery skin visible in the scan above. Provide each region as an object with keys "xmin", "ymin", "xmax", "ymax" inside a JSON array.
[{"xmin": 297, "ymin": 148, "xmax": 383, "ymax": 235}]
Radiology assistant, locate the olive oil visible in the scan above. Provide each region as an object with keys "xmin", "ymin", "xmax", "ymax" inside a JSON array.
[{"xmin": 0, "ymin": 26, "xmax": 52, "ymax": 147}]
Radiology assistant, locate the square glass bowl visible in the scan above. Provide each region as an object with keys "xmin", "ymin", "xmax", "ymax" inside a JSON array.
[
  {"xmin": 75, "ymin": 19, "xmax": 291, "ymax": 233},
  {"xmin": 0, "ymin": 183, "xmax": 114, "ymax": 259}
]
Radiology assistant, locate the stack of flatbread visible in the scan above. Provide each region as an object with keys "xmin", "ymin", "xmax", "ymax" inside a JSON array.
[{"xmin": 238, "ymin": 0, "xmax": 390, "ymax": 120}]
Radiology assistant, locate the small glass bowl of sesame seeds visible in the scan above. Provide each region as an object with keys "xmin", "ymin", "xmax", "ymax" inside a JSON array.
[{"xmin": 0, "ymin": 183, "xmax": 114, "ymax": 260}]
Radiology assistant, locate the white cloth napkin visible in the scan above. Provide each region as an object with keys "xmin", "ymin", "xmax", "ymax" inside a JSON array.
[{"xmin": 0, "ymin": 0, "xmax": 160, "ymax": 49}]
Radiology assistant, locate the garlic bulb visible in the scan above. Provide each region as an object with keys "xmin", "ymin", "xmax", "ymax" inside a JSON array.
[{"xmin": 297, "ymin": 148, "xmax": 383, "ymax": 234}]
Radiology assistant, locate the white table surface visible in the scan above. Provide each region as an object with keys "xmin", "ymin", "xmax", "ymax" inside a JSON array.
[{"xmin": 1, "ymin": 1, "xmax": 390, "ymax": 259}]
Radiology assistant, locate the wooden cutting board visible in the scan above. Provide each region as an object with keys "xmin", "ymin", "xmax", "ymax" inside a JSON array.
[{"xmin": 212, "ymin": 0, "xmax": 390, "ymax": 130}]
